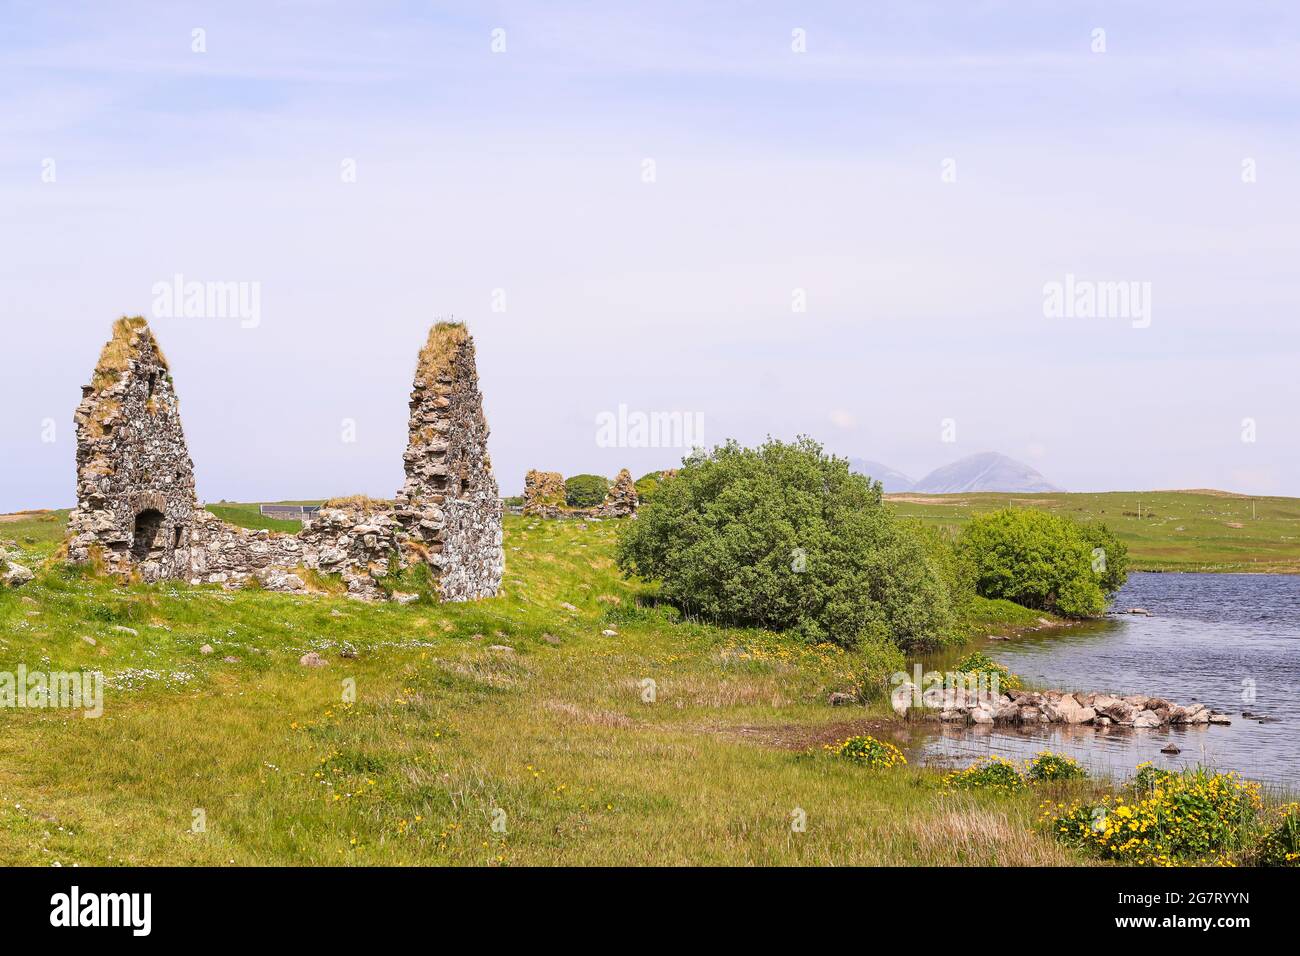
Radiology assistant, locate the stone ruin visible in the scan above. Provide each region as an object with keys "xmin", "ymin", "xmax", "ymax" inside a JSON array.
[
  {"xmin": 602, "ymin": 468, "xmax": 639, "ymax": 517},
  {"xmin": 521, "ymin": 467, "xmax": 640, "ymax": 519},
  {"xmin": 67, "ymin": 317, "xmax": 504, "ymax": 602},
  {"xmin": 394, "ymin": 323, "xmax": 503, "ymax": 601},
  {"xmin": 67, "ymin": 318, "xmax": 198, "ymax": 579},
  {"xmin": 522, "ymin": 471, "xmax": 565, "ymax": 516}
]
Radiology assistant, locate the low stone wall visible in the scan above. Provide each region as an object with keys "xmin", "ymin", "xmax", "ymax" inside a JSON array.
[{"xmin": 189, "ymin": 505, "xmax": 400, "ymax": 600}]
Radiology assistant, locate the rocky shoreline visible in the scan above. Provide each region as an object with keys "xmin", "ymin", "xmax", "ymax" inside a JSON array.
[{"xmin": 893, "ymin": 684, "xmax": 1233, "ymax": 729}]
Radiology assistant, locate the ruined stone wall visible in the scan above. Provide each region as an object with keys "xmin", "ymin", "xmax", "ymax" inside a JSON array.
[
  {"xmin": 595, "ymin": 468, "xmax": 639, "ymax": 518},
  {"xmin": 68, "ymin": 317, "xmax": 504, "ymax": 604},
  {"xmin": 188, "ymin": 504, "xmax": 400, "ymax": 599},
  {"xmin": 395, "ymin": 323, "xmax": 504, "ymax": 601},
  {"xmin": 523, "ymin": 470, "xmax": 566, "ymax": 515},
  {"xmin": 67, "ymin": 317, "xmax": 198, "ymax": 581}
]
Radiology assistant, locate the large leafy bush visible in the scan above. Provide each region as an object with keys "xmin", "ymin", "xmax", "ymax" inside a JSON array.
[
  {"xmin": 634, "ymin": 471, "xmax": 667, "ymax": 501},
  {"xmin": 956, "ymin": 508, "xmax": 1126, "ymax": 618},
  {"xmin": 565, "ymin": 474, "xmax": 610, "ymax": 508},
  {"xmin": 614, "ymin": 438, "xmax": 964, "ymax": 649}
]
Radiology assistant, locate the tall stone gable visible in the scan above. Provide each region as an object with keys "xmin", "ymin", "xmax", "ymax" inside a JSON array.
[
  {"xmin": 67, "ymin": 316, "xmax": 198, "ymax": 580},
  {"xmin": 394, "ymin": 323, "xmax": 505, "ymax": 601}
]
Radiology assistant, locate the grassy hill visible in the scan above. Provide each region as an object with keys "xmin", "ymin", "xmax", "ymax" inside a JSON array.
[
  {"xmin": 886, "ymin": 489, "xmax": 1300, "ymax": 573},
  {"xmin": 0, "ymin": 509, "xmax": 1085, "ymax": 866},
  {"xmin": 2, "ymin": 494, "xmax": 1293, "ymax": 865},
  {"xmin": 7, "ymin": 488, "xmax": 1297, "ymax": 574}
]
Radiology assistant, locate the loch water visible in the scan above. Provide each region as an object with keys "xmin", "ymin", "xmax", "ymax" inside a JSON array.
[{"xmin": 910, "ymin": 573, "xmax": 1300, "ymax": 790}]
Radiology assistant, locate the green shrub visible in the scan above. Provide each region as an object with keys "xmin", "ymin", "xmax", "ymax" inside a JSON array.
[
  {"xmin": 824, "ymin": 734, "xmax": 906, "ymax": 769},
  {"xmin": 565, "ymin": 474, "xmax": 610, "ymax": 508},
  {"xmin": 614, "ymin": 437, "xmax": 961, "ymax": 650},
  {"xmin": 953, "ymin": 650, "xmax": 1023, "ymax": 692},
  {"xmin": 1256, "ymin": 803, "xmax": 1300, "ymax": 866},
  {"xmin": 956, "ymin": 508, "xmax": 1127, "ymax": 618},
  {"xmin": 1025, "ymin": 750, "xmax": 1087, "ymax": 782},
  {"xmin": 853, "ymin": 633, "xmax": 907, "ymax": 701},
  {"xmin": 1079, "ymin": 521, "xmax": 1129, "ymax": 594},
  {"xmin": 943, "ymin": 756, "xmax": 1025, "ymax": 793},
  {"xmin": 635, "ymin": 471, "xmax": 666, "ymax": 501},
  {"xmin": 915, "ymin": 523, "xmax": 976, "ymax": 622},
  {"xmin": 1043, "ymin": 764, "xmax": 1263, "ymax": 865}
]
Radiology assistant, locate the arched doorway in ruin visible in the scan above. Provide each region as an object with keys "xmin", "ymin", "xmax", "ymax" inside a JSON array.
[{"xmin": 131, "ymin": 508, "xmax": 166, "ymax": 562}]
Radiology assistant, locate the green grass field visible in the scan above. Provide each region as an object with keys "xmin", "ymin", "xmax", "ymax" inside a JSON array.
[
  {"xmin": 886, "ymin": 489, "xmax": 1300, "ymax": 573},
  {"xmin": 0, "ymin": 507, "xmax": 1101, "ymax": 866},
  {"xmin": 0, "ymin": 494, "xmax": 1289, "ymax": 866}
]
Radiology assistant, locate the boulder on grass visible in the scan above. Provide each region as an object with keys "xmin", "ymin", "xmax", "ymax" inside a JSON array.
[{"xmin": 2, "ymin": 562, "xmax": 34, "ymax": 589}]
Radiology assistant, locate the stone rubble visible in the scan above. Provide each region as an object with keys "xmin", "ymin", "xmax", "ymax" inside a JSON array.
[{"xmin": 892, "ymin": 684, "xmax": 1235, "ymax": 730}]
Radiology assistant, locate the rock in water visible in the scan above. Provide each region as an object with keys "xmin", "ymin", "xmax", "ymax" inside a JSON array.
[{"xmin": 1132, "ymin": 709, "xmax": 1163, "ymax": 729}]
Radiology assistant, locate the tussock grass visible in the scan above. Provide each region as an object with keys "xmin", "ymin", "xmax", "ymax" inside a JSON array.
[
  {"xmin": 321, "ymin": 495, "xmax": 394, "ymax": 513},
  {"xmin": 415, "ymin": 322, "xmax": 467, "ymax": 384},
  {"xmin": 90, "ymin": 316, "xmax": 166, "ymax": 391}
]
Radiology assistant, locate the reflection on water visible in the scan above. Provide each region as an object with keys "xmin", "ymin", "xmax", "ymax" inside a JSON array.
[{"xmin": 910, "ymin": 573, "xmax": 1300, "ymax": 790}]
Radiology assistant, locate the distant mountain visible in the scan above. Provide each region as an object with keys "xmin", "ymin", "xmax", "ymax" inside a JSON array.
[
  {"xmin": 847, "ymin": 459, "xmax": 915, "ymax": 493},
  {"xmin": 911, "ymin": 452, "xmax": 1061, "ymax": 494}
]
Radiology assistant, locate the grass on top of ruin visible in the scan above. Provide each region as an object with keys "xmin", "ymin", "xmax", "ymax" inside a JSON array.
[{"xmin": 1, "ymin": 509, "xmax": 1088, "ymax": 866}]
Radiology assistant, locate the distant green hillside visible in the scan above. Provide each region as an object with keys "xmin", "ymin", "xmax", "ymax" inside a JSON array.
[
  {"xmin": 5, "ymin": 490, "xmax": 1299, "ymax": 573},
  {"xmin": 885, "ymin": 489, "xmax": 1300, "ymax": 573}
]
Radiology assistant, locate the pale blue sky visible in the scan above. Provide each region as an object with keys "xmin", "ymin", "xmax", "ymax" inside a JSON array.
[{"xmin": 2, "ymin": 0, "xmax": 1298, "ymax": 510}]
